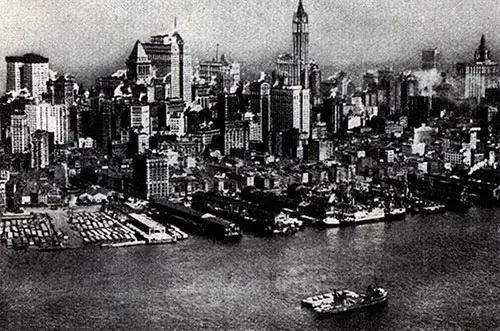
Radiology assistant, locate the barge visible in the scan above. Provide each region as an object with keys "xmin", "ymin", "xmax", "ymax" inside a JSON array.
[{"xmin": 302, "ymin": 286, "xmax": 388, "ymax": 315}]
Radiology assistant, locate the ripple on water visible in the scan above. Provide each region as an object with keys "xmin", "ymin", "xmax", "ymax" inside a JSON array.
[{"xmin": 1, "ymin": 210, "xmax": 500, "ymax": 330}]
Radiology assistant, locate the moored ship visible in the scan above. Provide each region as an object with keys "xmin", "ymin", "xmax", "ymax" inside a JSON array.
[
  {"xmin": 408, "ymin": 198, "xmax": 446, "ymax": 215},
  {"xmin": 302, "ymin": 285, "xmax": 388, "ymax": 315},
  {"xmin": 320, "ymin": 208, "xmax": 341, "ymax": 227},
  {"xmin": 320, "ymin": 206, "xmax": 388, "ymax": 227},
  {"xmin": 339, "ymin": 207, "xmax": 386, "ymax": 226}
]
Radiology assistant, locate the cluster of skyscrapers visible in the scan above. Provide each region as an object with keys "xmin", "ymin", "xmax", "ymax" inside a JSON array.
[
  {"xmin": 2, "ymin": 0, "xmax": 500, "ymax": 202},
  {"xmin": 5, "ymin": 54, "xmax": 73, "ymax": 169}
]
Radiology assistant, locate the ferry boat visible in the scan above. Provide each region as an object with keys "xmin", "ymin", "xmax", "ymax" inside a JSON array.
[
  {"xmin": 321, "ymin": 206, "xmax": 387, "ymax": 227},
  {"xmin": 302, "ymin": 286, "xmax": 388, "ymax": 315},
  {"xmin": 339, "ymin": 207, "xmax": 386, "ymax": 226}
]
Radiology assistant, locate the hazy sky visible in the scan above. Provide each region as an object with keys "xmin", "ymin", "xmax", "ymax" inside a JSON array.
[{"xmin": 2, "ymin": 0, "xmax": 500, "ymax": 90}]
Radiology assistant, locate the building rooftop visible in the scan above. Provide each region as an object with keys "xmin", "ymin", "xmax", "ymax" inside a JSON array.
[
  {"xmin": 6, "ymin": 53, "xmax": 49, "ymax": 64},
  {"xmin": 129, "ymin": 213, "xmax": 164, "ymax": 229}
]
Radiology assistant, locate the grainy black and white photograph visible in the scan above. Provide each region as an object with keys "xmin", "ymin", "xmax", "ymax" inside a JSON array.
[{"xmin": 1, "ymin": 0, "xmax": 500, "ymax": 330}]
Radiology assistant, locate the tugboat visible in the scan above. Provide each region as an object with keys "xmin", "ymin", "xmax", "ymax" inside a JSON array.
[
  {"xmin": 408, "ymin": 198, "xmax": 446, "ymax": 215},
  {"xmin": 321, "ymin": 208, "xmax": 341, "ymax": 227},
  {"xmin": 383, "ymin": 196, "xmax": 406, "ymax": 221},
  {"xmin": 385, "ymin": 206, "xmax": 406, "ymax": 221},
  {"xmin": 302, "ymin": 285, "xmax": 388, "ymax": 315},
  {"xmin": 420, "ymin": 203, "xmax": 446, "ymax": 215}
]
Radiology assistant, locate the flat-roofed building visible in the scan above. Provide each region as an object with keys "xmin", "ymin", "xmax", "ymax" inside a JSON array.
[
  {"xmin": 25, "ymin": 103, "xmax": 70, "ymax": 145},
  {"xmin": 31, "ymin": 130, "xmax": 51, "ymax": 169},
  {"xmin": 128, "ymin": 213, "xmax": 170, "ymax": 243},
  {"xmin": 271, "ymin": 86, "xmax": 310, "ymax": 135},
  {"xmin": 10, "ymin": 112, "xmax": 29, "ymax": 154},
  {"xmin": 6, "ymin": 53, "xmax": 50, "ymax": 101}
]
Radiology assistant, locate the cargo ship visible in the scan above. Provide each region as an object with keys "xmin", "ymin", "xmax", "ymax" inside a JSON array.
[{"xmin": 302, "ymin": 285, "xmax": 388, "ymax": 315}]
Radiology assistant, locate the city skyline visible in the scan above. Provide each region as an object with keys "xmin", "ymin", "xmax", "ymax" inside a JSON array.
[
  {"xmin": 3, "ymin": 0, "xmax": 500, "ymax": 90},
  {"xmin": 2, "ymin": 1, "xmax": 500, "ymax": 330}
]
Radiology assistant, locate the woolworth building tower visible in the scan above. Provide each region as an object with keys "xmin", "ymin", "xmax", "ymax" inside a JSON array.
[{"xmin": 293, "ymin": 0, "xmax": 309, "ymax": 88}]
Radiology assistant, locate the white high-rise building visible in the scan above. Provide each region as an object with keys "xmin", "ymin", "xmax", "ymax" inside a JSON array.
[
  {"xmin": 270, "ymin": 86, "xmax": 310, "ymax": 135},
  {"xmin": 167, "ymin": 111, "xmax": 187, "ymax": 137},
  {"xmin": 130, "ymin": 105, "xmax": 150, "ymax": 135},
  {"xmin": 6, "ymin": 60, "xmax": 24, "ymax": 92},
  {"xmin": 457, "ymin": 35, "xmax": 498, "ymax": 102},
  {"xmin": 25, "ymin": 103, "xmax": 69, "ymax": 145},
  {"xmin": 198, "ymin": 54, "xmax": 241, "ymax": 91},
  {"xmin": 31, "ymin": 130, "xmax": 50, "ymax": 169},
  {"xmin": 127, "ymin": 29, "xmax": 193, "ymax": 102},
  {"xmin": 5, "ymin": 53, "xmax": 49, "ymax": 101},
  {"xmin": 10, "ymin": 112, "xmax": 29, "ymax": 153}
]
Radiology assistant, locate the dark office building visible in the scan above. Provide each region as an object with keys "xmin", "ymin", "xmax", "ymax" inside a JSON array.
[
  {"xmin": 249, "ymin": 80, "xmax": 271, "ymax": 146},
  {"xmin": 408, "ymin": 96, "xmax": 430, "ymax": 128},
  {"xmin": 309, "ymin": 63, "xmax": 322, "ymax": 106},
  {"xmin": 422, "ymin": 49, "xmax": 440, "ymax": 70},
  {"xmin": 47, "ymin": 75, "xmax": 75, "ymax": 107},
  {"xmin": 323, "ymin": 97, "xmax": 342, "ymax": 134}
]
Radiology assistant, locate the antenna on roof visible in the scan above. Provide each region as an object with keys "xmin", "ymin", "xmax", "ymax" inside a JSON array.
[
  {"xmin": 216, "ymin": 44, "xmax": 220, "ymax": 61},
  {"xmin": 174, "ymin": 16, "xmax": 177, "ymax": 30}
]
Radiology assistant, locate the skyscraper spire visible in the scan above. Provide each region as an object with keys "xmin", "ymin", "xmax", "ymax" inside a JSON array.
[
  {"xmin": 294, "ymin": 0, "xmax": 308, "ymax": 23},
  {"xmin": 292, "ymin": 0, "xmax": 309, "ymax": 88},
  {"xmin": 297, "ymin": 0, "xmax": 305, "ymax": 15},
  {"xmin": 475, "ymin": 34, "xmax": 492, "ymax": 63}
]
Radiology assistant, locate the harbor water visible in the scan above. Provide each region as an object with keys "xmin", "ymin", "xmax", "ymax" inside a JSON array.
[{"xmin": 1, "ymin": 208, "xmax": 500, "ymax": 330}]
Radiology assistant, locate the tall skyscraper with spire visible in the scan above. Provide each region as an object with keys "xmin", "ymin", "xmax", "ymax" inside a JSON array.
[
  {"xmin": 457, "ymin": 35, "xmax": 498, "ymax": 102},
  {"xmin": 475, "ymin": 35, "xmax": 491, "ymax": 63},
  {"xmin": 270, "ymin": 0, "xmax": 312, "ymax": 146},
  {"xmin": 276, "ymin": 0, "xmax": 310, "ymax": 89},
  {"xmin": 293, "ymin": 0, "xmax": 309, "ymax": 88}
]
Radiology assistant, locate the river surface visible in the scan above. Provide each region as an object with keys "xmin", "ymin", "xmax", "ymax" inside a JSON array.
[{"xmin": 1, "ymin": 208, "xmax": 500, "ymax": 330}]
